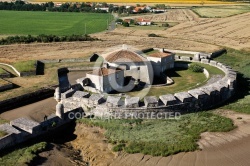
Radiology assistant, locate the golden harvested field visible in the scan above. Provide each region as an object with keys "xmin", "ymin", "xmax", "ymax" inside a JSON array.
[
  {"xmin": 29, "ymin": 0, "xmax": 235, "ymax": 4},
  {"xmin": 165, "ymin": 12, "xmax": 250, "ymax": 50},
  {"xmin": 122, "ymin": 9, "xmax": 199, "ymax": 22},
  {"xmin": 193, "ymin": 6, "xmax": 250, "ymax": 17}
]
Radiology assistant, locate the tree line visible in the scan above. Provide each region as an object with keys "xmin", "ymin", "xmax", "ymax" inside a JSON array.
[
  {"xmin": 0, "ymin": 1, "xmax": 108, "ymax": 13},
  {"xmin": 0, "ymin": 34, "xmax": 98, "ymax": 45}
]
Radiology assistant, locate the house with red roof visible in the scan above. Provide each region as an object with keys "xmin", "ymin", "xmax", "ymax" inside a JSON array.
[{"xmin": 136, "ymin": 18, "xmax": 151, "ymax": 26}]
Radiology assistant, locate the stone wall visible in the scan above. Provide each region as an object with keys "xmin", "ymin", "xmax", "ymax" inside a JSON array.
[
  {"xmin": 0, "ymin": 108, "xmax": 81, "ymax": 151},
  {"xmin": 0, "ymin": 87, "xmax": 55, "ymax": 112},
  {"xmin": 57, "ymin": 56, "xmax": 237, "ymax": 118}
]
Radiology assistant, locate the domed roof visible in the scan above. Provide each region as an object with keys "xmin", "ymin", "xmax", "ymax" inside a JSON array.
[{"xmin": 105, "ymin": 50, "xmax": 146, "ymax": 63}]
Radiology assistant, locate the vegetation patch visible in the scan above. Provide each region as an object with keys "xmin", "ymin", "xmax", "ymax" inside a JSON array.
[
  {"xmin": 0, "ymin": 142, "xmax": 47, "ymax": 165},
  {"xmin": 189, "ymin": 64, "xmax": 203, "ymax": 73},
  {"xmin": 0, "ymin": 34, "xmax": 98, "ymax": 45},
  {"xmin": 0, "ymin": 11, "xmax": 112, "ymax": 36},
  {"xmin": 78, "ymin": 112, "xmax": 234, "ymax": 156},
  {"xmin": 0, "ymin": 68, "xmax": 6, "ymax": 74},
  {"xmin": 214, "ymin": 48, "xmax": 250, "ymax": 113},
  {"xmin": 148, "ymin": 33, "xmax": 161, "ymax": 37},
  {"xmin": 0, "ymin": 118, "xmax": 8, "ymax": 137},
  {"xmin": 13, "ymin": 60, "xmax": 36, "ymax": 73}
]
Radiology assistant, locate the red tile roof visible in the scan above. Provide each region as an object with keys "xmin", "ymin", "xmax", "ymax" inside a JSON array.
[
  {"xmin": 134, "ymin": 7, "xmax": 145, "ymax": 12},
  {"xmin": 137, "ymin": 18, "xmax": 151, "ymax": 22},
  {"xmin": 148, "ymin": 52, "xmax": 172, "ymax": 58},
  {"xmin": 105, "ymin": 50, "xmax": 146, "ymax": 63}
]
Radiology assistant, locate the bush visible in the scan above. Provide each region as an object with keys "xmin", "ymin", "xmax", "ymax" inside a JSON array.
[
  {"xmin": 115, "ymin": 18, "xmax": 123, "ymax": 23},
  {"xmin": 148, "ymin": 33, "xmax": 160, "ymax": 37},
  {"xmin": 189, "ymin": 64, "xmax": 203, "ymax": 73},
  {"xmin": 122, "ymin": 21, "xmax": 129, "ymax": 27},
  {"xmin": 112, "ymin": 143, "xmax": 126, "ymax": 152},
  {"xmin": 0, "ymin": 34, "xmax": 98, "ymax": 45},
  {"xmin": 162, "ymin": 23, "xmax": 169, "ymax": 27}
]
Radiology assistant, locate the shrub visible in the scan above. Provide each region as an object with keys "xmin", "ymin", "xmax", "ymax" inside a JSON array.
[
  {"xmin": 112, "ymin": 143, "xmax": 126, "ymax": 152},
  {"xmin": 122, "ymin": 21, "xmax": 129, "ymax": 27},
  {"xmin": 0, "ymin": 34, "xmax": 98, "ymax": 45},
  {"xmin": 115, "ymin": 18, "xmax": 123, "ymax": 23},
  {"xmin": 148, "ymin": 33, "xmax": 160, "ymax": 37},
  {"xmin": 162, "ymin": 23, "xmax": 169, "ymax": 27},
  {"xmin": 189, "ymin": 64, "xmax": 203, "ymax": 73}
]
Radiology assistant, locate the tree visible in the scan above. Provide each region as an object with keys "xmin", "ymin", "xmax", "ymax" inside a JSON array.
[
  {"xmin": 122, "ymin": 21, "xmax": 129, "ymax": 27},
  {"xmin": 115, "ymin": 18, "xmax": 123, "ymax": 23}
]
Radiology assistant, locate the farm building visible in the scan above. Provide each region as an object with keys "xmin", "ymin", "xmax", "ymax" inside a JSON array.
[
  {"xmin": 133, "ymin": 7, "xmax": 146, "ymax": 13},
  {"xmin": 136, "ymin": 18, "xmax": 151, "ymax": 25}
]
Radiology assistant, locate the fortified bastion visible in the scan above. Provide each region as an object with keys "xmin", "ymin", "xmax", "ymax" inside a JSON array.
[{"xmin": 54, "ymin": 47, "xmax": 237, "ymax": 118}]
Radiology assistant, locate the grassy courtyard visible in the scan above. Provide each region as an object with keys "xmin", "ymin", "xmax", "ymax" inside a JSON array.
[
  {"xmin": 0, "ymin": 11, "xmax": 112, "ymax": 36},
  {"xmin": 13, "ymin": 60, "xmax": 36, "ymax": 73},
  {"xmin": 127, "ymin": 62, "xmax": 223, "ymax": 97},
  {"xmin": 78, "ymin": 112, "xmax": 234, "ymax": 156}
]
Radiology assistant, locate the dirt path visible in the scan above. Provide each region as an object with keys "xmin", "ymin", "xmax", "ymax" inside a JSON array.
[{"xmin": 0, "ymin": 97, "xmax": 56, "ymax": 122}]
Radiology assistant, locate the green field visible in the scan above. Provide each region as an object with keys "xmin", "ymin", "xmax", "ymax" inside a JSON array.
[
  {"xmin": 0, "ymin": 11, "xmax": 112, "ymax": 36},
  {"xmin": 192, "ymin": 5, "xmax": 250, "ymax": 18}
]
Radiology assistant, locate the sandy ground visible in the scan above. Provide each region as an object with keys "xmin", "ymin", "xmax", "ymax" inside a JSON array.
[
  {"xmin": 35, "ymin": 143, "xmax": 87, "ymax": 166},
  {"xmin": 70, "ymin": 110, "xmax": 250, "ymax": 166}
]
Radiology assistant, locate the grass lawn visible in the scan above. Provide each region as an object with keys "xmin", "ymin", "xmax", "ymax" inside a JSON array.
[
  {"xmin": 13, "ymin": 60, "xmax": 36, "ymax": 72},
  {"xmin": 0, "ymin": 11, "xmax": 112, "ymax": 36},
  {"xmin": 214, "ymin": 49, "xmax": 250, "ymax": 113},
  {"xmin": 126, "ymin": 62, "xmax": 223, "ymax": 97},
  {"xmin": 192, "ymin": 5, "xmax": 250, "ymax": 18},
  {"xmin": 0, "ymin": 68, "xmax": 6, "ymax": 74},
  {"xmin": 78, "ymin": 112, "xmax": 234, "ymax": 156},
  {"xmin": 0, "ymin": 142, "xmax": 47, "ymax": 165},
  {"xmin": 0, "ymin": 61, "xmax": 97, "ymax": 101}
]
